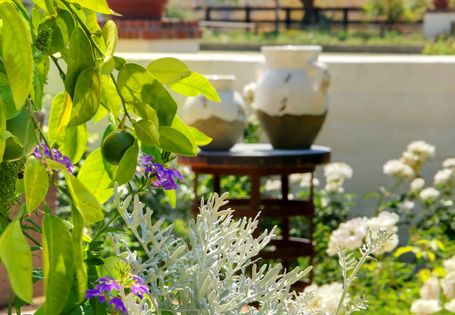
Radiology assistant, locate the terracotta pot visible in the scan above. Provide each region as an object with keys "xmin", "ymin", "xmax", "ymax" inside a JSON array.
[
  {"xmin": 108, "ymin": 0, "xmax": 167, "ymax": 20},
  {"xmin": 254, "ymin": 45, "xmax": 330, "ymax": 149},
  {"xmin": 433, "ymin": 0, "xmax": 449, "ymax": 10},
  {"xmin": 181, "ymin": 75, "xmax": 247, "ymax": 151}
]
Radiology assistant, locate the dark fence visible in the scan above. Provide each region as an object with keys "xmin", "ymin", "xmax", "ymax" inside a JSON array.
[{"xmin": 193, "ymin": 5, "xmax": 422, "ymax": 32}]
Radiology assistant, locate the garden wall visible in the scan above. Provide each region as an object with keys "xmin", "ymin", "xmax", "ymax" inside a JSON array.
[{"xmin": 47, "ymin": 53, "xmax": 455, "ymax": 214}]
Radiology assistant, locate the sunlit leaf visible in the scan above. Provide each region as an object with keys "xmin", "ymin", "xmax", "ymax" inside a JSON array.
[{"xmin": 0, "ymin": 221, "xmax": 32, "ymax": 303}]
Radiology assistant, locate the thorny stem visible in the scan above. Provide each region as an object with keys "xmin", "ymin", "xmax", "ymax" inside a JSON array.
[{"xmin": 27, "ymin": 99, "xmax": 55, "ymax": 160}]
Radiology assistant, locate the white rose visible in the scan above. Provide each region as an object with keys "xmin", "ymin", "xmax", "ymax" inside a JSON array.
[
  {"xmin": 443, "ymin": 158, "xmax": 455, "ymax": 169},
  {"xmin": 419, "ymin": 188, "xmax": 440, "ymax": 202},
  {"xmin": 420, "ymin": 277, "xmax": 440, "ymax": 300},
  {"xmin": 445, "ymin": 299, "xmax": 455, "ymax": 312},
  {"xmin": 383, "ymin": 159, "xmax": 415, "ymax": 180},
  {"xmin": 407, "ymin": 141, "xmax": 436, "ymax": 160},
  {"xmin": 410, "ymin": 299, "xmax": 441, "ymax": 314},
  {"xmin": 434, "ymin": 168, "xmax": 453, "ymax": 187},
  {"xmin": 442, "ymin": 271, "xmax": 455, "ymax": 300},
  {"xmin": 444, "ymin": 256, "xmax": 455, "ymax": 273}
]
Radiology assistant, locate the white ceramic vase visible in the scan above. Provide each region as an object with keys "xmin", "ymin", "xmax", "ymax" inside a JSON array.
[
  {"xmin": 254, "ymin": 45, "xmax": 330, "ymax": 149},
  {"xmin": 181, "ymin": 75, "xmax": 247, "ymax": 151}
]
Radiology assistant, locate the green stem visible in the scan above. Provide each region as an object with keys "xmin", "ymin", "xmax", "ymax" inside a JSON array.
[
  {"xmin": 27, "ymin": 99, "xmax": 55, "ymax": 160},
  {"xmin": 90, "ymin": 213, "xmax": 120, "ymax": 245},
  {"xmin": 50, "ymin": 55, "xmax": 66, "ymax": 81},
  {"xmin": 109, "ymin": 74, "xmax": 133, "ymax": 122},
  {"xmin": 23, "ymin": 230, "xmax": 42, "ymax": 248}
]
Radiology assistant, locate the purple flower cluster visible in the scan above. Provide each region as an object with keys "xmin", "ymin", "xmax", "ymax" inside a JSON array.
[
  {"xmin": 85, "ymin": 275, "xmax": 149, "ymax": 314},
  {"xmin": 141, "ymin": 155, "xmax": 183, "ymax": 190},
  {"xmin": 33, "ymin": 143, "xmax": 75, "ymax": 174}
]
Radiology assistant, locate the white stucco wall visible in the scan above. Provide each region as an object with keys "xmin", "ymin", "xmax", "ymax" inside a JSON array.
[{"xmin": 47, "ymin": 52, "xmax": 455, "ymax": 214}]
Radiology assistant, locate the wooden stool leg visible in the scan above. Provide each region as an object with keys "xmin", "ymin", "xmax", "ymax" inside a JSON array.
[
  {"xmin": 281, "ymin": 174, "xmax": 290, "ymax": 241},
  {"xmin": 250, "ymin": 174, "xmax": 261, "ymax": 211},
  {"xmin": 192, "ymin": 172, "xmax": 199, "ymax": 216},
  {"xmin": 213, "ymin": 175, "xmax": 221, "ymax": 194}
]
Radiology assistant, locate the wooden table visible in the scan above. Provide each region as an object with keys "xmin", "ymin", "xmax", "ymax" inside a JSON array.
[{"xmin": 178, "ymin": 143, "xmax": 331, "ymax": 272}]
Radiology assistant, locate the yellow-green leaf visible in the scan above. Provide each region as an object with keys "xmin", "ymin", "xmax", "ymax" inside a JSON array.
[
  {"xmin": 147, "ymin": 57, "xmax": 191, "ymax": 85},
  {"xmin": 69, "ymin": 68, "xmax": 101, "ymax": 126},
  {"xmin": 164, "ymin": 189, "xmax": 176, "ymax": 208},
  {"xmin": 0, "ymin": 220, "xmax": 32, "ymax": 303},
  {"xmin": 71, "ymin": 206, "xmax": 87, "ymax": 303},
  {"xmin": 42, "ymin": 214, "xmax": 74, "ymax": 314},
  {"xmin": 0, "ymin": 1, "xmax": 33, "ymax": 110},
  {"xmin": 57, "ymin": 124, "xmax": 87, "ymax": 164},
  {"xmin": 66, "ymin": 174, "xmax": 104, "ymax": 225},
  {"xmin": 114, "ymin": 142, "xmax": 138, "ymax": 185},
  {"xmin": 133, "ymin": 119, "xmax": 160, "ymax": 147},
  {"xmin": 24, "ymin": 156, "xmax": 49, "ymax": 213},
  {"xmin": 78, "ymin": 149, "xmax": 112, "ymax": 204},
  {"xmin": 65, "ymin": 0, "xmax": 115, "ymax": 15},
  {"xmin": 170, "ymin": 72, "xmax": 221, "ymax": 102}
]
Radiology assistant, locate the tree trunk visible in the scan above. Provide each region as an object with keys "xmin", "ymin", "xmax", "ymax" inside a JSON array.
[{"xmin": 301, "ymin": 0, "xmax": 314, "ymax": 25}]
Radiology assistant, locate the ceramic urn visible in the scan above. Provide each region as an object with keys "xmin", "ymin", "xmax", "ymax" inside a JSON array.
[
  {"xmin": 181, "ymin": 75, "xmax": 247, "ymax": 151},
  {"xmin": 254, "ymin": 45, "xmax": 330, "ymax": 149}
]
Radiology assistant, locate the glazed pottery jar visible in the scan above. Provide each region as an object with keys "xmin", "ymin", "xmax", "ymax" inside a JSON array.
[
  {"xmin": 181, "ymin": 75, "xmax": 247, "ymax": 151},
  {"xmin": 254, "ymin": 45, "xmax": 330, "ymax": 149}
]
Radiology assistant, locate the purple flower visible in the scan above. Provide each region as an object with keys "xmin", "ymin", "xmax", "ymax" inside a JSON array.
[
  {"xmin": 85, "ymin": 277, "xmax": 120, "ymax": 304},
  {"xmin": 131, "ymin": 276, "xmax": 149, "ymax": 298},
  {"xmin": 108, "ymin": 297, "xmax": 127, "ymax": 313},
  {"xmin": 140, "ymin": 154, "xmax": 183, "ymax": 190},
  {"xmin": 33, "ymin": 143, "xmax": 75, "ymax": 174}
]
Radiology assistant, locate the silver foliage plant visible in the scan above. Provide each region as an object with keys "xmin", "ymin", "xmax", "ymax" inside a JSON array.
[{"xmin": 113, "ymin": 186, "xmax": 393, "ymax": 315}]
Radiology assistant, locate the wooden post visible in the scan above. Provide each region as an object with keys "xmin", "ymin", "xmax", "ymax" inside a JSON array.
[
  {"xmin": 343, "ymin": 8, "xmax": 349, "ymax": 31},
  {"xmin": 285, "ymin": 7, "xmax": 292, "ymax": 29},
  {"xmin": 205, "ymin": 7, "xmax": 212, "ymax": 21}
]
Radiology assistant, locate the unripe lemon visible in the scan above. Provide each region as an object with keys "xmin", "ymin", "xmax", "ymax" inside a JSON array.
[{"xmin": 101, "ymin": 130, "xmax": 135, "ymax": 165}]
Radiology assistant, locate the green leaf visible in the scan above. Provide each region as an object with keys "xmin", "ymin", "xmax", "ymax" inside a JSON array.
[
  {"xmin": 0, "ymin": 71, "xmax": 17, "ymax": 120},
  {"xmin": 100, "ymin": 20, "xmax": 118, "ymax": 75},
  {"xmin": 114, "ymin": 142, "xmax": 138, "ymax": 185},
  {"xmin": 117, "ymin": 63, "xmax": 177, "ymax": 126},
  {"xmin": 170, "ymin": 72, "xmax": 221, "ymax": 102},
  {"xmin": 47, "ymin": 160, "xmax": 104, "ymax": 225},
  {"xmin": 57, "ymin": 124, "xmax": 87, "ymax": 164},
  {"xmin": 0, "ymin": 221, "xmax": 32, "ymax": 303},
  {"xmin": 69, "ymin": 68, "xmax": 101, "ymax": 126},
  {"xmin": 189, "ymin": 126, "xmax": 212, "ymax": 146},
  {"xmin": 64, "ymin": 27, "xmax": 95, "ymax": 98},
  {"xmin": 66, "ymin": 174, "xmax": 104, "ymax": 225},
  {"xmin": 71, "ymin": 206, "xmax": 87, "ymax": 303},
  {"xmin": 42, "ymin": 214, "xmax": 74, "ymax": 315},
  {"xmin": 100, "ymin": 75, "xmax": 121, "ymax": 120},
  {"xmin": 133, "ymin": 119, "xmax": 160, "ymax": 147},
  {"xmin": 24, "ymin": 156, "xmax": 49, "ymax": 213},
  {"xmin": 117, "ymin": 63, "xmax": 153, "ymax": 104},
  {"xmin": 158, "ymin": 126, "xmax": 196, "ymax": 156},
  {"xmin": 37, "ymin": 10, "xmax": 74, "ymax": 55},
  {"xmin": 77, "ymin": 149, "xmax": 113, "ymax": 204},
  {"xmin": 48, "ymin": 92, "xmax": 73, "ymax": 144},
  {"xmin": 134, "ymin": 102, "xmax": 159, "ymax": 126},
  {"xmin": 146, "ymin": 57, "xmax": 191, "ymax": 85},
  {"xmin": 0, "ymin": 101, "xmax": 6, "ymax": 163},
  {"xmin": 0, "ymin": 1, "xmax": 33, "ymax": 110},
  {"xmin": 141, "ymin": 81, "xmax": 177, "ymax": 126},
  {"xmin": 65, "ymin": 0, "xmax": 115, "ymax": 15},
  {"xmin": 164, "ymin": 189, "xmax": 177, "ymax": 208}
]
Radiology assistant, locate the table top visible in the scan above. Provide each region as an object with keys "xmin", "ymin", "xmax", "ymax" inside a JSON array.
[{"xmin": 178, "ymin": 143, "xmax": 331, "ymax": 168}]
